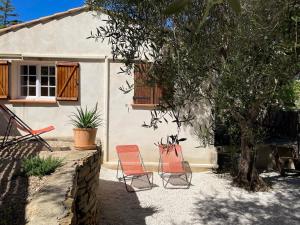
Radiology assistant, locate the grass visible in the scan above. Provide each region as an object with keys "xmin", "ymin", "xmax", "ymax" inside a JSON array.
[{"xmin": 21, "ymin": 156, "xmax": 63, "ymax": 178}]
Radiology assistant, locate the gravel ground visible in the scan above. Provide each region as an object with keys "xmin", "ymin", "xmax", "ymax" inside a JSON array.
[
  {"xmin": 97, "ymin": 167, "xmax": 300, "ymax": 225},
  {"xmin": 0, "ymin": 141, "xmax": 43, "ymax": 225}
]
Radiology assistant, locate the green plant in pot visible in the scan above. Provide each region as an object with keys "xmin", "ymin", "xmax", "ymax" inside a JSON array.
[{"xmin": 70, "ymin": 104, "xmax": 102, "ymax": 150}]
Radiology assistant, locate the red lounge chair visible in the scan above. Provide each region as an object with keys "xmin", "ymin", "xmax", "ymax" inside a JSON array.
[
  {"xmin": 116, "ymin": 145, "xmax": 153, "ymax": 192},
  {"xmin": 158, "ymin": 144, "xmax": 192, "ymax": 188},
  {"xmin": 0, "ymin": 104, "xmax": 54, "ymax": 151}
]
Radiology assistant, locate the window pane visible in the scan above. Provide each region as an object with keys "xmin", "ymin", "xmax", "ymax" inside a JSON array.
[
  {"xmin": 41, "ymin": 87, "xmax": 48, "ymax": 96},
  {"xmin": 29, "ymin": 87, "xmax": 36, "ymax": 96},
  {"xmin": 29, "ymin": 76, "xmax": 36, "ymax": 85},
  {"xmin": 41, "ymin": 77, "xmax": 48, "ymax": 86},
  {"xmin": 49, "ymin": 77, "xmax": 55, "ymax": 86},
  {"xmin": 29, "ymin": 66, "xmax": 36, "ymax": 75},
  {"xmin": 21, "ymin": 66, "xmax": 28, "ymax": 75},
  {"xmin": 21, "ymin": 76, "xmax": 28, "ymax": 85},
  {"xmin": 21, "ymin": 86, "xmax": 27, "ymax": 96},
  {"xmin": 41, "ymin": 66, "xmax": 48, "ymax": 76},
  {"xmin": 49, "ymin": 66, "xmax": 55, "ymax": 76},
  {"xmin": 49, "ymin": 87, "xmax": 55, "ymax": 97}
]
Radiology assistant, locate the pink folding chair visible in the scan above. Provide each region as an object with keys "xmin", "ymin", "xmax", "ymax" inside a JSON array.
[
  {"xmin": 158, "ymin": 144, "xmax": 192, "ymax": 188},
  {"xmin": 116, "ymin": 145, "xmax": 153, "ymax": 192},
  {"xmin": 0, "ymin": 104, "xmax": 54, "ymax": 151}
]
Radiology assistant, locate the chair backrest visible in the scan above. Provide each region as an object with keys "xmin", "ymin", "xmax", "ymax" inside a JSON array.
[
  {"xmin": 116, "ymin": 145, "xmax": 145, "ymax": 175},
  {"xmin": 0, "ymin": 104, "xmax": 31, "ymax": 133},
  {"xmin": 159, "ymin": 144, "xmax": 184, "ymax": 173}
]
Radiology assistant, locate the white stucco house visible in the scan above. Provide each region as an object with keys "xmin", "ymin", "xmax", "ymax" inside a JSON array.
[{"xmin": 0, "ymin": 6, "xmax": 217, "ymax": 170}]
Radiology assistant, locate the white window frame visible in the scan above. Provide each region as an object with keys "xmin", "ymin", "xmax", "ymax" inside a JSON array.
[{"xmin": 17, "ymin": 62, "xmax": 56, "ymax": 100}]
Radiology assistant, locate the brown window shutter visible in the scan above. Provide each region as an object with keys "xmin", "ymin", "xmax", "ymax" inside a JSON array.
[
  {"xmin": 133, "ymin": 63, "xmax": 153, "ymax": 104},
  {"xmin": 56, "ymin": 62, "xmax": 80, "ymax": 101},
  {"xmin": 0, "ymin": 61, "xmax": 9, "ymax": 99},
  {"xmin": 154, "ymin": 85, "xmax": 163, "ymax": 104}
]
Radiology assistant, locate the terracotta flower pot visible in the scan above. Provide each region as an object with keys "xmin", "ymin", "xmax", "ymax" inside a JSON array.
[{"xmin": 73, "ymin": 128, "xmax": 97, "ymax": 150}]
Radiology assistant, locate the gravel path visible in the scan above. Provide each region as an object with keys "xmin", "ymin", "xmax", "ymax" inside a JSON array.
[{"xmin": 97, "ymin": 167, "xmax": 300, "ymax": 225}]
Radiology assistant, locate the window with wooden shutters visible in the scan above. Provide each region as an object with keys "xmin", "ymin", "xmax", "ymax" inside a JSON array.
[
  {"xmin": 133, "ymin": 64, "xmax": 163, "ymax": 105},
  {"xmin": 0, "ymin": 61, "xmax": 9, "ymax": 99},
  {"xmin": 19, "ymin": 64, "xmax": 56, "ymax": 98},
  {"xmin": 56, "ymin": 62, "xmax": 80, "ymax": 101}
]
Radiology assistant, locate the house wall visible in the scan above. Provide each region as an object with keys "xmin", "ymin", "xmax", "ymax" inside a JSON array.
[
  {"xmin": 0, "ymin": 10, "xmax": 217, "ymax": 169},
  {"xmin": 0, "ymin": 11, "xmax": 109, "ymax": 139},
  {"xmin": 107, "ymin": 62, "xmax": 217, "ymax": 167}
]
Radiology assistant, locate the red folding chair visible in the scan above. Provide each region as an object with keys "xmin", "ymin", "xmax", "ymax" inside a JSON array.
[
  {"xmin": 0, "ymin": 104, "xmax": 54, "ymax": 151},
  {"xmin": 158, "ymin": 144, "xmax": 192, "ymax": 188},
  {"xmin": 116, "ymin": 145, "xmax": 153, "ymax": 192}
]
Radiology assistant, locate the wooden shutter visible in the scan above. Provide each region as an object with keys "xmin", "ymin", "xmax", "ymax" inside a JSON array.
[
  {"xmin": 0, "ymin": 61, "xmax": 9, "ymax": 99},
  {"xmin": 56, "ymin": 62, "xmax": 80, "ymax": 101},
  {"xmin": 154, "ymin": 85, "xmax": 163, "ymax": 104},
  {"xmin": 133, "ymin": 64, "xmax": 153, "ymax": 104}
]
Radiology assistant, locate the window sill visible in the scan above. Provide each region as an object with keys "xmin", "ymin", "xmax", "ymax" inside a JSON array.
[
  {"xmin": 9, "ymin": 99, "xmax": 57, "ymax": 104},
  {"xmin": 131, "ymin": 104, "xmax": 158, "ymax": 110}
]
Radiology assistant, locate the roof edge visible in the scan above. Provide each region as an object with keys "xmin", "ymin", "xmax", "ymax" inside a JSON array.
[{"xmin": 0, "ymin": 5, "xmax": 91, "ymax": 35}]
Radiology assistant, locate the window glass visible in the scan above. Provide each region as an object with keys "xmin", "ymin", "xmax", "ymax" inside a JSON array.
[
  {"xmin": 41, "ymin": 66, "xmax": 48, "ymax": 76},
  {"xmin": 41, "ymin": 87, "xmax": 48, "ymax": 96},
  {"xmin": 49, "ymin": 66, "xmax": 55, "ymax": 76},
  {"xmin": 21, "ymin": 76, "xmax": 28, "ymax": 85},
  {"xmin": 29, "ymin": 76, "xmax": 36, "ymax": 85},
  {"xmin": 29, "ymin": 66, "xmax": 36, "ymax": 75},
  {"xmin": 41, "ymin": 77, "xmax": 48, "ymax": 86},
  {"xmin": 20, "ymin": 64, "xmax": 55, "ymax": 98},
  {"xmin": 28, "ymin": 87, "xmax": 36, "ymax": 96},
  {"xmin": 21, "ymin": 86, "xmax": 27, "ymax": 96},
  {"xmin": 21, "ymin": 65, "xmax": 28, "ymax": 75},
  {"xmin": 49, "ymin": 77, "xmax": 55, "ymax": 86},
  {"xmin": 49, "ymin": 87, "xmax": 55, "ymax": 96}
]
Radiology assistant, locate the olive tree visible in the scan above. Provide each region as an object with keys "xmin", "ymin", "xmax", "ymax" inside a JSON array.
[{"xmin": 87, "ymin": 0, "xmax": 299, "ymax": 191}]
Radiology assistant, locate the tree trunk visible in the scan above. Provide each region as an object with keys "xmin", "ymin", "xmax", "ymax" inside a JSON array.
[{"xmin": 233, "ymin": 124, "xmax": 268, "ymax": 191}]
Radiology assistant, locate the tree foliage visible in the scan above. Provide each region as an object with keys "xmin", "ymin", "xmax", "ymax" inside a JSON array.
[
  {"xmin": 88, "ymin": 0, "xmax": 300, "ymax": 190},
  {"xmin": 0, "ymin": 0, "xmax": 19, "ymax": 28}
]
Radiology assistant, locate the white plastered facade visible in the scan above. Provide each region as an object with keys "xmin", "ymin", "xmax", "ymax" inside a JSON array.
[{"xmin": 0, "ymin": 9, "xmax": 217, "ymax": 170}]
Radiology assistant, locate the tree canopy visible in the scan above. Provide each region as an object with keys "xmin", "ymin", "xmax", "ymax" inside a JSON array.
[
  {"xmin": 0, "ymin": 0, "xmax": 19, "ymax": 28},
  {"xmin": 88, "ymin": 0, "xmax": 300, "ymax": 190}
]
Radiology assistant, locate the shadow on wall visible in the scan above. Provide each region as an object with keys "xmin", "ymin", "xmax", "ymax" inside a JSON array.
[
  {"xmin": 97, "ymin": 179, "xmax": 158, "ymax": 225},
  {"xmin": 189, "ymin": 176, "xmax": 300, "ymax": 225},
  {"xmin": 0, "ymin": 109, "xmax": 20, "ymax": 137},
  {"xmin": 180, "ymin": 101, "xmax": 214, "ymax": 147},
  {"xmin": 0, "ymin": 141, "xmax": 42, "ymax": 225}
]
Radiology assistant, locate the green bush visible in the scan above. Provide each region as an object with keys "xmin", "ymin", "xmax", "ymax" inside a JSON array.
[
  {"xmin": 70, "ymin": 103, "xmax": 102, "ymax": 128},
  {"xmin": 21, "ymin": 156, "xmax": 63, "ymax": 177}
]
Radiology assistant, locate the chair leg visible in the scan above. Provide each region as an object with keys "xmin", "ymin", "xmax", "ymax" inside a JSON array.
[
  {"xmin": 116, "ymin": 160, "xmax": 121, "ymax": 180},
  {"xmin": 184, "ymin": 173, "xmax": 190, "ymax": 188},
  {"xmin": 189, "ymin": 172, "xmax": 192, "ymax": 187},
  {"xmin": 33, "ymin": 135, "xmax": 52, "ymax": 152},
  {"xmin": 145, "ymin": 173, "xmax": 153, "ymax": 189},
  {"xmin": 123, "ymin": 175, "xmax": 135, "ymax": 192},
  {"xmin": 162, "ymin": 174, "xmax": 171, "ymax": 189},
  {"xmin": 1, "ymin": 118, "xmax": 13, "ymax": 148}
]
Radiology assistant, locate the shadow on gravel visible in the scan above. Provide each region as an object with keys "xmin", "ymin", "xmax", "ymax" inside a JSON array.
[
  {"xmin": 97, "ymin": 179, "xmax": 158, "ymax": 225},
  {"xmin": 190, "ymin": 174, "xmax": 300, "ymax": 225},
  {"xmin": 0, "ymin": 141, "xmax": 42, "ymax": 225}
]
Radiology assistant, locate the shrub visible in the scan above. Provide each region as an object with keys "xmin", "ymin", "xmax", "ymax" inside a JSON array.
[
  {"xmin": 70, "ymin": 103, "xmax": 102, "ymax": 128},
  {"xmin": 21, "ymin": 156, "xmax": 63, "ymax": 177}
]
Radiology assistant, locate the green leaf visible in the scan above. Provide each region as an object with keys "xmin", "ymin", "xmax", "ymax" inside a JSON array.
[
  {"xmin": 69, "ymin": 103, "xmax": 102, "ymax": 128},
  {"xmin": 164, "ymin": 0, "xmax": 191, "ymax": 15},
  {"xmin": 228, "ymin": 0, "xmax": 241, "ymax": 14},
  {"xmin": 291, "ymin": 16, "xmax": 299, "ymax": 23},
  {"xmin": 196, "ymin": 0, "xmax": 224, "ymax": 33}
]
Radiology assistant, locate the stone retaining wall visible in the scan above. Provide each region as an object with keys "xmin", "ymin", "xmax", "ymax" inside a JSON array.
[
  {"xmin": 72, "ymin": 150, "xmax": 100, "ymax": 225},
  {"xmin": 26, "ymin": 150, "xmax": 101, "ymax": 225}
]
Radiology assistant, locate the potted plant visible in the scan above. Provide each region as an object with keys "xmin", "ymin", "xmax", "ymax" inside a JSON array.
[{"xmin": 70, "ymin": 104, "xmax": 102, "ymax": 150}]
